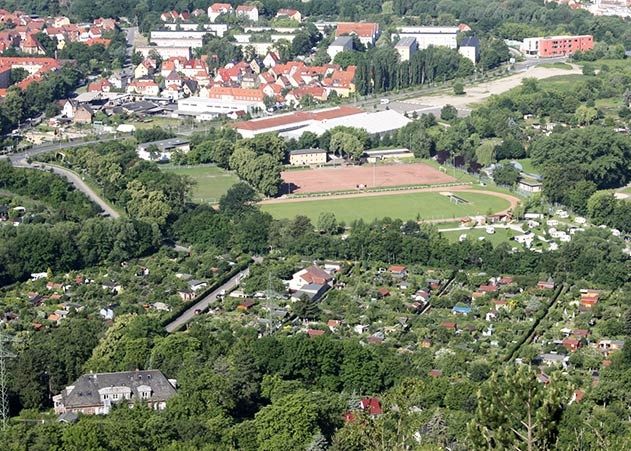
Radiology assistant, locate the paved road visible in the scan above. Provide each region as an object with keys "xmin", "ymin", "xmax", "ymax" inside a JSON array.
[
  {"xmin": 165, "ymin": 267, "xmax": 250, "ymax": 333},
  {"xmin": 7, "ymin": 138, "xmax": 117, "ymax": 164},
  {"xmin": 12, "ymin": 158, "xmax": 121, "ymax": 218}
]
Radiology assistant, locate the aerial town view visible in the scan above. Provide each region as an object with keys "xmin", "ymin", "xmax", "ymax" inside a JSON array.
[{"xmin": 1, "ymin": 0, "xmax": 631, "ymax": 449}]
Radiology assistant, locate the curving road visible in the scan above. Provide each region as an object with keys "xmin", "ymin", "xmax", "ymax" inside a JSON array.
[{"xmin": 11, "ymin": 158, "xmax": 121, "ymax": 219}]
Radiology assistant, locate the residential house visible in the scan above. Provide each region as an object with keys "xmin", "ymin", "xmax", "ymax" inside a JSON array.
[
  {"xmin": 562, "ymin": 337, "xmax": 581, "ymax": 352},
  {"xmin": 60, "ymin": 100, "xmax": 93, "ymax": 124},
  {"xmin": 208, "ymin": 3, "xmax": 234, "ymax": 22},
  {"xmin": 458, "ymin": 35, "xmax": 480, "ymax": 64},
  {"xmin": 263, "ymin": 51, "xmax": 280, "ymax": 68},
  {"xmin": 87, "ymin": 78, "xmax": 112, "ymax": 93},
  {"xmin": 289, "ymin": 265, "xmax": 334, "ymax": 291},
  {"xmin": 321, "ymin": 65, "xmax": 356, "ymax": 97},
  {"xmin": 53, "ymin": 370, "xmax": 177, "ymax": 415},
  {"xmin": 327, "ymin": 319, "xmax": 341, "ymax": 332},
  {"xmin": 73, "ymin": 103, "xmax": 93, "ymax": 124},
  {"xmin": 126, "ymin": 80, "xmax": 160, "ymax": 97},
  {"xmin": 536, "ymin": 353, "xmax": 568, "ymax": 367},
  {"xmin": 394, "ymin": 37, "xmax": 417, "ymax": 62},
  {"xmin": 134, "ymin": 59, "xmax": 156, "ymax": 79},
  {"xmin": 537, "ymin": 280, "xmax": 555, "ymax": 290},
  {"xmin": 580, "ymin": 292, "xmax": 599, "ymax": 310},
  {"xmin": 388, "ymin": 265, "xmax": 407, "ymax": 278},
  {"xmin": 292, "ymin": 283, "xmax": 330, "ymax": 302},
  {"xmin": 327, "ymin": 36, "xmax": 353, "ymax": 60},
  {"xmin": 236, "ymin": 5, "xmax": 259, "ymax": 22},
  {"xmin": 276, "ymin": 8, "xmax": 302, "ymax": 22}
]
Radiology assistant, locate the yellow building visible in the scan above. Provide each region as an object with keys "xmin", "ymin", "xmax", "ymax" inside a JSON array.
[{"xmin": 289, "ymin": 149, "xmax": 328, "ymax": 166}]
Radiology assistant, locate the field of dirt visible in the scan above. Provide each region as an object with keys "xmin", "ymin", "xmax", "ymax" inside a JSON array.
[
  {"xmin": 407, "ymin": 65, "xmax": 581, "ymax": 109},
  {"xmin": 281, "ymin": 163, "xmax": 457, "ymax": 194}
]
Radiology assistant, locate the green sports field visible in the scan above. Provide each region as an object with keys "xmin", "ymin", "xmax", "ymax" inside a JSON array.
[
  {"xmin": 261, "ymin": 191, "xmax": 510, "ymax": 223},
  {"xmin": 161, "ymin": 165, "xmax": 240, "ymax": 204}
]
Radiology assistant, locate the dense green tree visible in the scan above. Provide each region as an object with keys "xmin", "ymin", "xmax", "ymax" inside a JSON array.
[
  {"xmin": 493, "ymin": 163, "xmax": 520, "ymax": 186},
  {"xmin": 468, "ymin": 366, "xmax": 563, "ymax": 450}
]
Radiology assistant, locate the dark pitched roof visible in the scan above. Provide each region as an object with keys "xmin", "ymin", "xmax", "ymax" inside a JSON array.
[
  {"xmin": 460, "ymin": 36, "xmax": 480, "ymax": 48},
  {"xmin": 60, "ymin": 370, "xmax": 176, "ymax": 409}
]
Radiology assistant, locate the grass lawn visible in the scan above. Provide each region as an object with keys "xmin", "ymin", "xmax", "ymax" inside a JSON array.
[
  {"xmin": 537, "ymin": 74, "xmax": 587, "ymax": 90},
  {"xmin": 440, "ymin": 227, "xmax": 516, "ymax": 246},
  {"xmin": 262, "ymin": 191, "xmax": 510, "ymax": 223},
  {"xmin": 539, "ymin": 62, "xmax": 573, "ymax": 70},
  {"xmin": 161, "ymin": 165, "xmax": 240, "ymax": 204},
  {"xmin": 514, "ymin": 158, "xmax": 540, "ymax": 175}
]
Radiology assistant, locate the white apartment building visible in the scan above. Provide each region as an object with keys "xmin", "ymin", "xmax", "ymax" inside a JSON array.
[
  {"xmin": 396, "ymin": 26, "xmax": 458, "ymax": 50},
  {"xmin": 394, "ymin": 37, "xmax": 417, "ymax": 62}
]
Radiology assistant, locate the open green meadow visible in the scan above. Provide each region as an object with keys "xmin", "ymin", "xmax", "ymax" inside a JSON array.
[
  {"xmin": 262, "ymin": 191, "xmax": 510, "ymax": 223},
  {"xmin": 161, "ymin": 165, "xmax": 240, "ymax": 204}
]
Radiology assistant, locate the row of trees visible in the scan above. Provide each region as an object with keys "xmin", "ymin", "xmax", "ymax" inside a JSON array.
[{"xmin": 354, "ymin": 46, "xmax": 475, "ymax": 96}]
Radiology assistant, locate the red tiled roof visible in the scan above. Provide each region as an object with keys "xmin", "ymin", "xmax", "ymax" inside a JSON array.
[
  {"xmin": 336, "ymin": 22, "xmax": 379, "ymax": 38},
  {"xmin": 388, "ymin": 265, "xmax": 407, "ymax": 273},
  {"xmin": 360, "ymin": 397, "xmax": 383, "ymax": 415},
  {"xmin": 307, "ymin": 329, "xmax": 325, "ymax": 337},
  {"xmin": 234, "ymin": 105, "xmax": 362, "ymax": 131},
  {"xmin": 209, "ymin": 3, "xmax": 232, "ymax": 12}
]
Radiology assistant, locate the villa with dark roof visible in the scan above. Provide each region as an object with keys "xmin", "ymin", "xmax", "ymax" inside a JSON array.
[{"xmin": 53, "ymin": 370, "xmax": 177, "ymax": 415}]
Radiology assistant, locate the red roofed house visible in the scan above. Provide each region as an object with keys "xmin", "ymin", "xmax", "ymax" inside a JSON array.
[
  {"xmin": 93, "ymin": 18, "xmax": 116, "ymax": 31},
  {"xmin": 562, "ymin": 337, "xmax": 581, "ymax": 352},
  {"xmin": 441, "ymin": 322, "xmax": 457, "ymax": 331},
  {"xmin": 290, "ymin": 265, "xmax": 333, "ymax": 291},
  {"xmin": 360, "ymin": 397, "xmax": 383, "ymax": 416},
  {"xmin": 276, "ymin": 8, "xmax": 302, "ymax": 22},
  {"xmin": 208, "ymin": 3, "xmax": 233, "ymax": 22},
  {"xmin": 321, "ymin": 65, "xmax": 356, "ymax": 97},
  {"xmin": 388, "ymin": 265, "xmax": 407, "ymax": 277},
  {"xmin": 87, "ymin": 78, "xmax": 112, "ymax": 93},
  {"xmin": 537, "ymin": 280, "xmax": 555, "ymax": 290},
  {"xmin": 580, "ymin": 292, "xmax": 599, "ymax": 309},
  {"xmin": 126, "ymin": 79, "xmax": 160, "ymax": 96},
  {"xmin": 285, "ymin": 86, "xmax": 328, "ymax": 106},
  {"xmin": 336, "ymin": 22, "xmax": 380, "ymax": 46},
  {"xmin": 20, "ymin": 34, "xmax": 45, "ymax": 54},
  {"xmin": 307, "ymin": 329, "xmax": 325, "ymax": 337}
]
